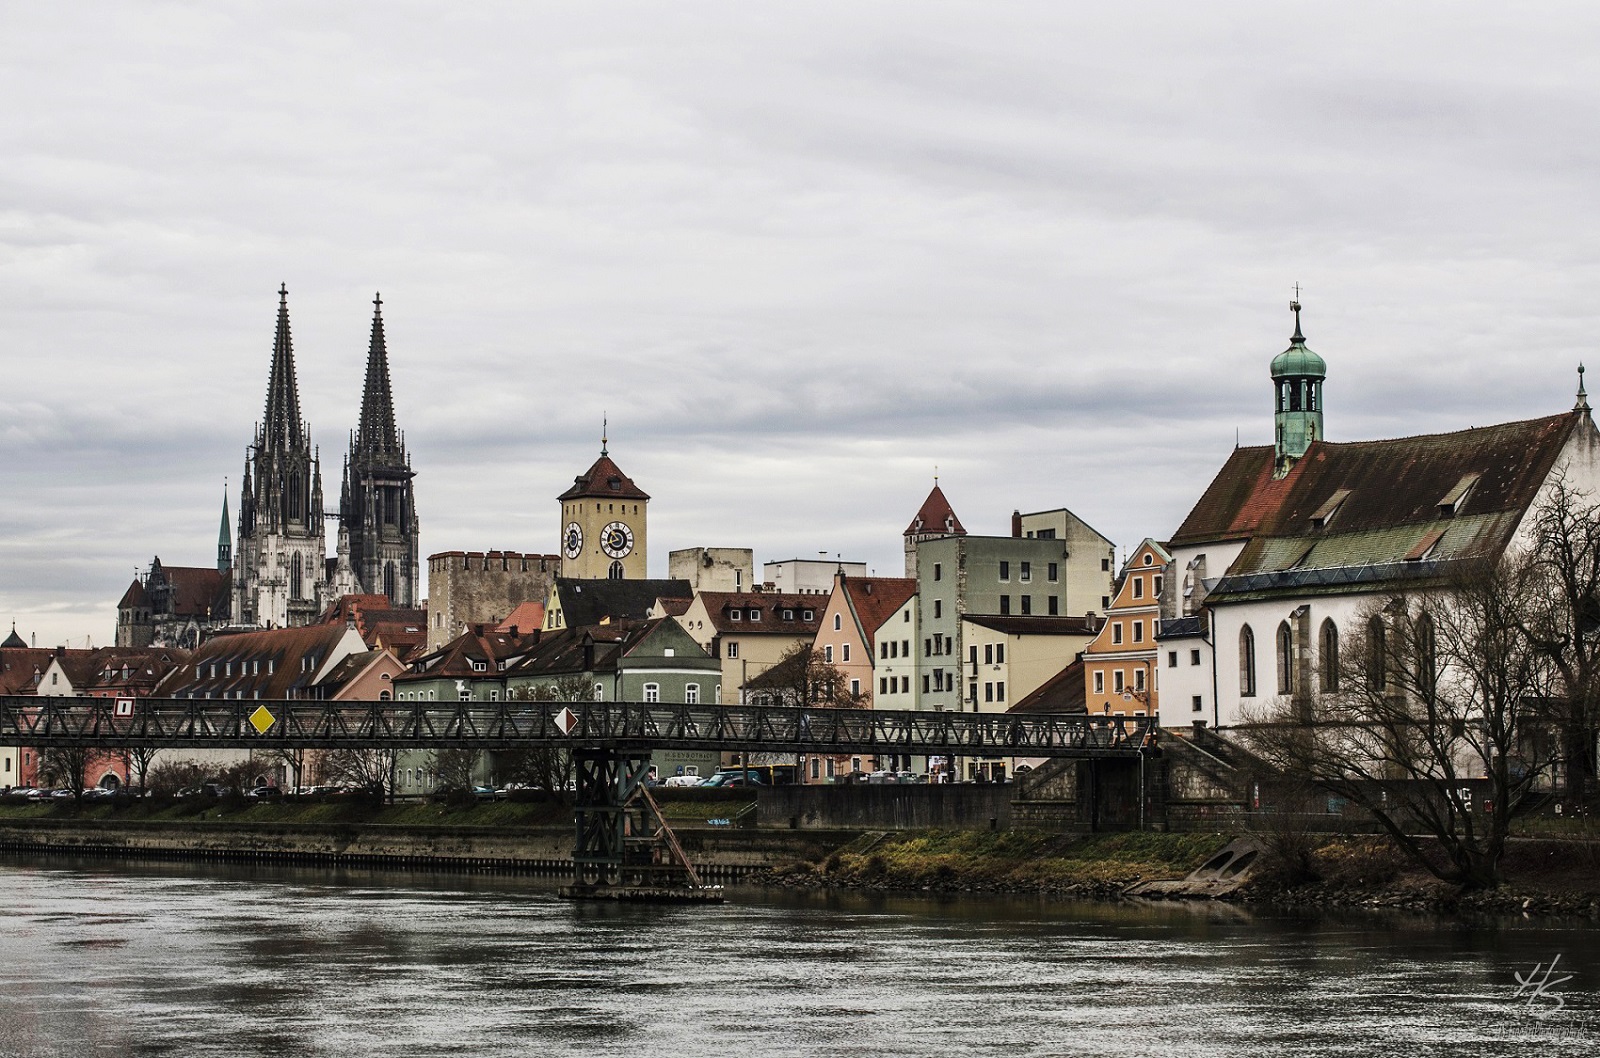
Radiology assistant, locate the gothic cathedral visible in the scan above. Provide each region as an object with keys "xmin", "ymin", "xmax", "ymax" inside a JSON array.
[
  {"xmin": 233, "ymin": 286, "xmax": 420, "ymax": 628},
  {"xmin": 335, "ymin": 294, "xmax": 421, "ymax": 607},
  {"xmin": 558, "ymin": 434, "xmax": 649, "ymax": 580}
]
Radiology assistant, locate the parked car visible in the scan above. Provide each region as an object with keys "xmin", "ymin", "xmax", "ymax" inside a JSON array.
[
  {"xmin": 246, "ymin": 785, "xmax": 283, "ymax": 800},
  {"xmin": 4, "ymin": 787, "xmax": 38, "ymax": 802},
  {"xmin": 664, "ymin": 774, "xmax": 705, "ymax": 787},
  {"xmin": 471, "ymin": 785, "xmax": 499, "ymax": 801}
]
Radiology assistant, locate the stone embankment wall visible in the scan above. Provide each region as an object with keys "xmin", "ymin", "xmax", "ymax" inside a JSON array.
[
  {"xmin": 757, "ymin": 783, "xmax": 1015, "ymax": 830},
  {"xmin": 0, "ymin": 818, "xmax": 856, "ymax": 881}
]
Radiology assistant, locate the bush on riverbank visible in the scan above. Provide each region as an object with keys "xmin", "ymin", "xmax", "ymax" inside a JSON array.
[{"xmin": 764, "ymin": 829, "xmax": 1230, "ymax": 896}]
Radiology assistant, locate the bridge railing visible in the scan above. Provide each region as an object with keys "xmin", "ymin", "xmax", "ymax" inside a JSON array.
[{"xmin": 0, "ymin": 695, "xmax": 1152, "ymax": 758}]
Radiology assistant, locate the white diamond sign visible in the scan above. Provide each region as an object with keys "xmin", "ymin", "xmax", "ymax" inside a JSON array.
[{"xmin": 555, "ymin": 707, "xmax": 579, "ymax": 735}]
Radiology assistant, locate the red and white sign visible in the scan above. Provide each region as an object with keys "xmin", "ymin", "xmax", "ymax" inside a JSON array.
[
  {"xmin": 555, "ymin": 707, "xmax": 579, "ymax": 735},
  {"xmin": 114, "ymin": 698, "xmax": 135, "ymax": 718}
]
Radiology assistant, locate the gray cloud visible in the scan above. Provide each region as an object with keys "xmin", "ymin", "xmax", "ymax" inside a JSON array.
[{"xmin": 4, "ymin": 2, "xmax": 1599, "ymax": 645}]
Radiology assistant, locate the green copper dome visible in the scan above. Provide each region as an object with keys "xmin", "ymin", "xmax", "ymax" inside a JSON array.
[
  {"xmin": 1271, "ymin": 301, "xmax": 1325, "ymax": 379},
  {"xmin": 1271, "ymin": 340, "xmax": 1326, "ymax": 379}
]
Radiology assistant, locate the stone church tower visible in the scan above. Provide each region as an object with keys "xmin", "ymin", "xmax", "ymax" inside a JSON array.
[
  {"xmin": 234, "ymin": 285, "xmax": 330, "ymax": 628},
  {"xmin": 335, "ymin": 294, "xmax": 420, "ymax": 605}
]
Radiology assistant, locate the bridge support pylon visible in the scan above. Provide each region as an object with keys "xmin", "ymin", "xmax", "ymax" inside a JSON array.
[{"xmin": 560, "ymin": 747, "xmax": 723, "ymax": 903}]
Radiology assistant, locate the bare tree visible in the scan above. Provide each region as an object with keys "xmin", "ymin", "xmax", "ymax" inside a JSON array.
[
  {"xmin": 499, "ymin": 678, "xmax": 587, "ymax": 799},
  {"xmin": 1518, "ymin": 476, "xmax": 1600, "ymax": 808},
  {"xmin": 320, "ymin": 747, "xmax": 398, "ymax": 799},
  {"xmin": 37, "ymin": 746, "xmax": 92, "ymax": 805},
  {"xmin": 744, "ymin": 643, "xmax": 854, "ymax": 708},
  {"xmin": 430, "ymin": 748, "xmax": 479, "ymax": 794},
  {"xmin": 1241, "ymin": 560, "xmax": 1552, "ymax": 889}
]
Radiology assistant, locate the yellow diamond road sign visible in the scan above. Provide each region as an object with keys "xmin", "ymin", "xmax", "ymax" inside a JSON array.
[{"xmin": 249, "ymin": 705, "xmax": 276, "ymax": 735}]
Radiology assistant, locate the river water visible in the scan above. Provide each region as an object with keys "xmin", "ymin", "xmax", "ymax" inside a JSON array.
[{"xmin": 0, "ymin": 858, "xmax": 1595, "ymax": 1057}]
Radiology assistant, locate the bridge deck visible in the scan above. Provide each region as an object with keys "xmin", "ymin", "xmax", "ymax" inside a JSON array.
[{"xmin": 0, "ymin": 696, "xmax": 1150, "ymax": 758}]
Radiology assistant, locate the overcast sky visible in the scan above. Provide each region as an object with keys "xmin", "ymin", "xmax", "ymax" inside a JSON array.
[{"xmin": 4, "ymin": 3, "xmax": 1599, "ymax": 648}]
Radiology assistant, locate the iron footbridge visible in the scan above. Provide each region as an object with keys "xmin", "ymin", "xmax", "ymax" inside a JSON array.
[
  {"xmin": 2, "ymin": 695, "xmax": 1153, "ymax": 897},
  {"xmin": 0, "ymin": 695, "xmax": 1152, "ymax": 757}
]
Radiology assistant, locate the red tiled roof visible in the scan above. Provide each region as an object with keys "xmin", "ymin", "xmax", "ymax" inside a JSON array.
[
  {"xmin": 118, "ymin": 579, "xmax": 148, "ymax": 609},
  {"xmin": 0, "ymin": 647, "xmax": 70, "ymax": 695},
  {"xmin": 693, "ymin": 592, "xmax": 824, "ymax": 635},
  {"xmin": 495, "ymin": 602, "xmax": 547, "ymax": 635},
  {"xmin": 158, "ymin": 565, "xmax": 230, "ymax": 618},
  {"xmin": 904, "ymin": 485, "xmax": 966, "ymax": 537},
  {"xmin": 558, "ymin": 453, "xmax": 650, "ymax": 501},
  {"xmin": 1170, "ymin": 412, "xmax": 1585, "ymax": 548},
  {"xmin": 155, "ymin": 623, "xmax": 359, "ymax": 700},
  {"xmin": 841, "ymin": 576, "xmax": 917, "ymax": 652},
  {"xmin": 962, "ymin": 615, "xmax": 1101, "ymax": 637}
]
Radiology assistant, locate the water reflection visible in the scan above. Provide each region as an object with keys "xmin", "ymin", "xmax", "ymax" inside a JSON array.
[{"xmin": 0, "ymin": 856, "xmax": 1594, "ymax": 1057}]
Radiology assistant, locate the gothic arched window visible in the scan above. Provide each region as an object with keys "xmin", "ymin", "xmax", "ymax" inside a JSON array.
[
  {"xmin": 1366, "ymin": 616, "xmax": 1388, "ymax": 692},
  {"xmin": 1319, "ymin": 619, "xmax": 1339, "ymax": 692},
  {"xmin": 290, "ymin": 552, "xmax": 303, "ymax": 601},
  {"xmin": 608, "ymin": 561, "xmax": 624, "ymax": 580},
  {"xmin": 383, "ymin": 562, "xmax": 397, "ymax": 602},
  {"xmin": 1416, "ymin": 612, "xmax": 1437, "ymax": 705},
  {"xmin": 288, "ymin": 471, "xmax": 303, "ymax": 522},
  {"xmin": 1239, "ymin": 625, "xmax": 1257, "ymax": 697},
  {"xmin": 1276, "ymin": 621, "xmax": 1294, "ymax": 695}
]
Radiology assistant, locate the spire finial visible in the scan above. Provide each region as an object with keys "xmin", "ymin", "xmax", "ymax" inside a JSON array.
[
  {"xmin": 601, "ymin": 414, "xmax": 608, "ymax": 456},
  {"xmin": 934, "ymin": 464, "xmax": 939, "ymax": 486},
  {"xmin": 1290, "ymin": 284, "xmax": 1305, "ymax": 344},
  {"xmin": 373, "ymin": 291, "xmax": 382, "ymax": 313},
  {"xmin": 1578, "ymin": 363, "xmax": 1590, "ymax": 413},
  {"xmin": 279, "ymin": 282, "xmax": 287, "ymax": 305}
]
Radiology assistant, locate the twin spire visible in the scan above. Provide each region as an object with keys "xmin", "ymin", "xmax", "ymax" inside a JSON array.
[
  {"xmin": 356, "ymin": 292, "xmax": 402, "ymax": 459},
  {"xmin": 260, "ymin": 283, "xmax": 305, "ymax": 455}
]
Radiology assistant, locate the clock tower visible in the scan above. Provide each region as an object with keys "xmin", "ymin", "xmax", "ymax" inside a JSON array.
[{"xmin": 557, "ymin": 432, "xmax": 649, "ymax": 580}]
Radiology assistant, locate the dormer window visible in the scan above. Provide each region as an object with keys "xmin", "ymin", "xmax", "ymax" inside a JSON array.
[
  {"xmin": 470, "ymin": 659, "xmax": 486, "ymax": 672},
  {"xmin": 730, "ymin": 610, "xmax": 742, "ymax": 621},
  {"xmin": 803, "ymin": 610, "xmax": 814, "ymax": 621},
  {"xmin": 1310, "ymin": 488, "xmax": 1353, "ymax": 531},
  {"xmin": 750, "ymin": 609, "xmax": 761, "ymax": 622},
  {"xmin": 783, "ymin": 609, "xmax": 794, "ymax": 620},
  {"xmin": 1438, "ymin": 473, "xmax": 1480, "ymax": 517},
  {"xmin": 1405, "ymin": 529, "xmax": 1447, "ymax": 562}
]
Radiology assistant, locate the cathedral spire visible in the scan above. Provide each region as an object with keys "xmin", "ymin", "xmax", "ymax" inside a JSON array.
[
  {"xmin": 356, "ymin": 292, "xmax": 400, "ymax": 458},
  {"xmin": 261, "ymin": 283, "xmax": 304, "ymax": 454},
  {"xmin": 218, "ymin": 484, "xmax": 232, "ymax": 573}
]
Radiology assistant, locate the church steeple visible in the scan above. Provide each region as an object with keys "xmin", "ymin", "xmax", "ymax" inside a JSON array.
[
  {"xmin": 261, "ymin": 283, "xmax": 305, "ymax": 456},
  {"xmin": 1270, "ymin": 291, "xmax": 1327, "ymax": 478},
  {"xmin": 355, "ymin": 293, "xmax": 400, "ymax": 459},
  {"xmin": 235, "ymin": 284, "xmax": 328, "ymax": 628},
  {"xmin": 341, "ymin": 293, "xmax": 420, "ymax": 606},
  {"xmin": 217, "ymin": 487, "xmax": 232, "ymax": 573}
]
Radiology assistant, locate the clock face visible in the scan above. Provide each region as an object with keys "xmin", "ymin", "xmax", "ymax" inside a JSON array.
[
  {"xmin": 563, "ymin": 522, "xmax": 584, "ymax": 560},
  {"xmin": 601, "ymin": 521, "xmax": 635, "ymax": 559}
]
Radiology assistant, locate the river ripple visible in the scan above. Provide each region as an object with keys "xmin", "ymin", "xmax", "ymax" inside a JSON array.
[{"xmin": 0, "ymin": 858, "xmax": 1595, "ymax": 1057}]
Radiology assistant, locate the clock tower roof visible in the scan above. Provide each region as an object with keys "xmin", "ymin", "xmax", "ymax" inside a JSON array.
[{"xmin": 559, "ymin": 453, "xmax": 651, "ymax": 502}]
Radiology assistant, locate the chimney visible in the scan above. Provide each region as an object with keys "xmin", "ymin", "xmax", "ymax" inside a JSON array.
[{"xmin": 1011, "ymin": 510, "xmax": 1022, "ymax": 538}]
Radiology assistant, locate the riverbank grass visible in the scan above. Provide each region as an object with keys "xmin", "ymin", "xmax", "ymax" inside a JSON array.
[{"xmin": 780, "ymin": 829, "xmax": 1230, "ymax": 894}]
